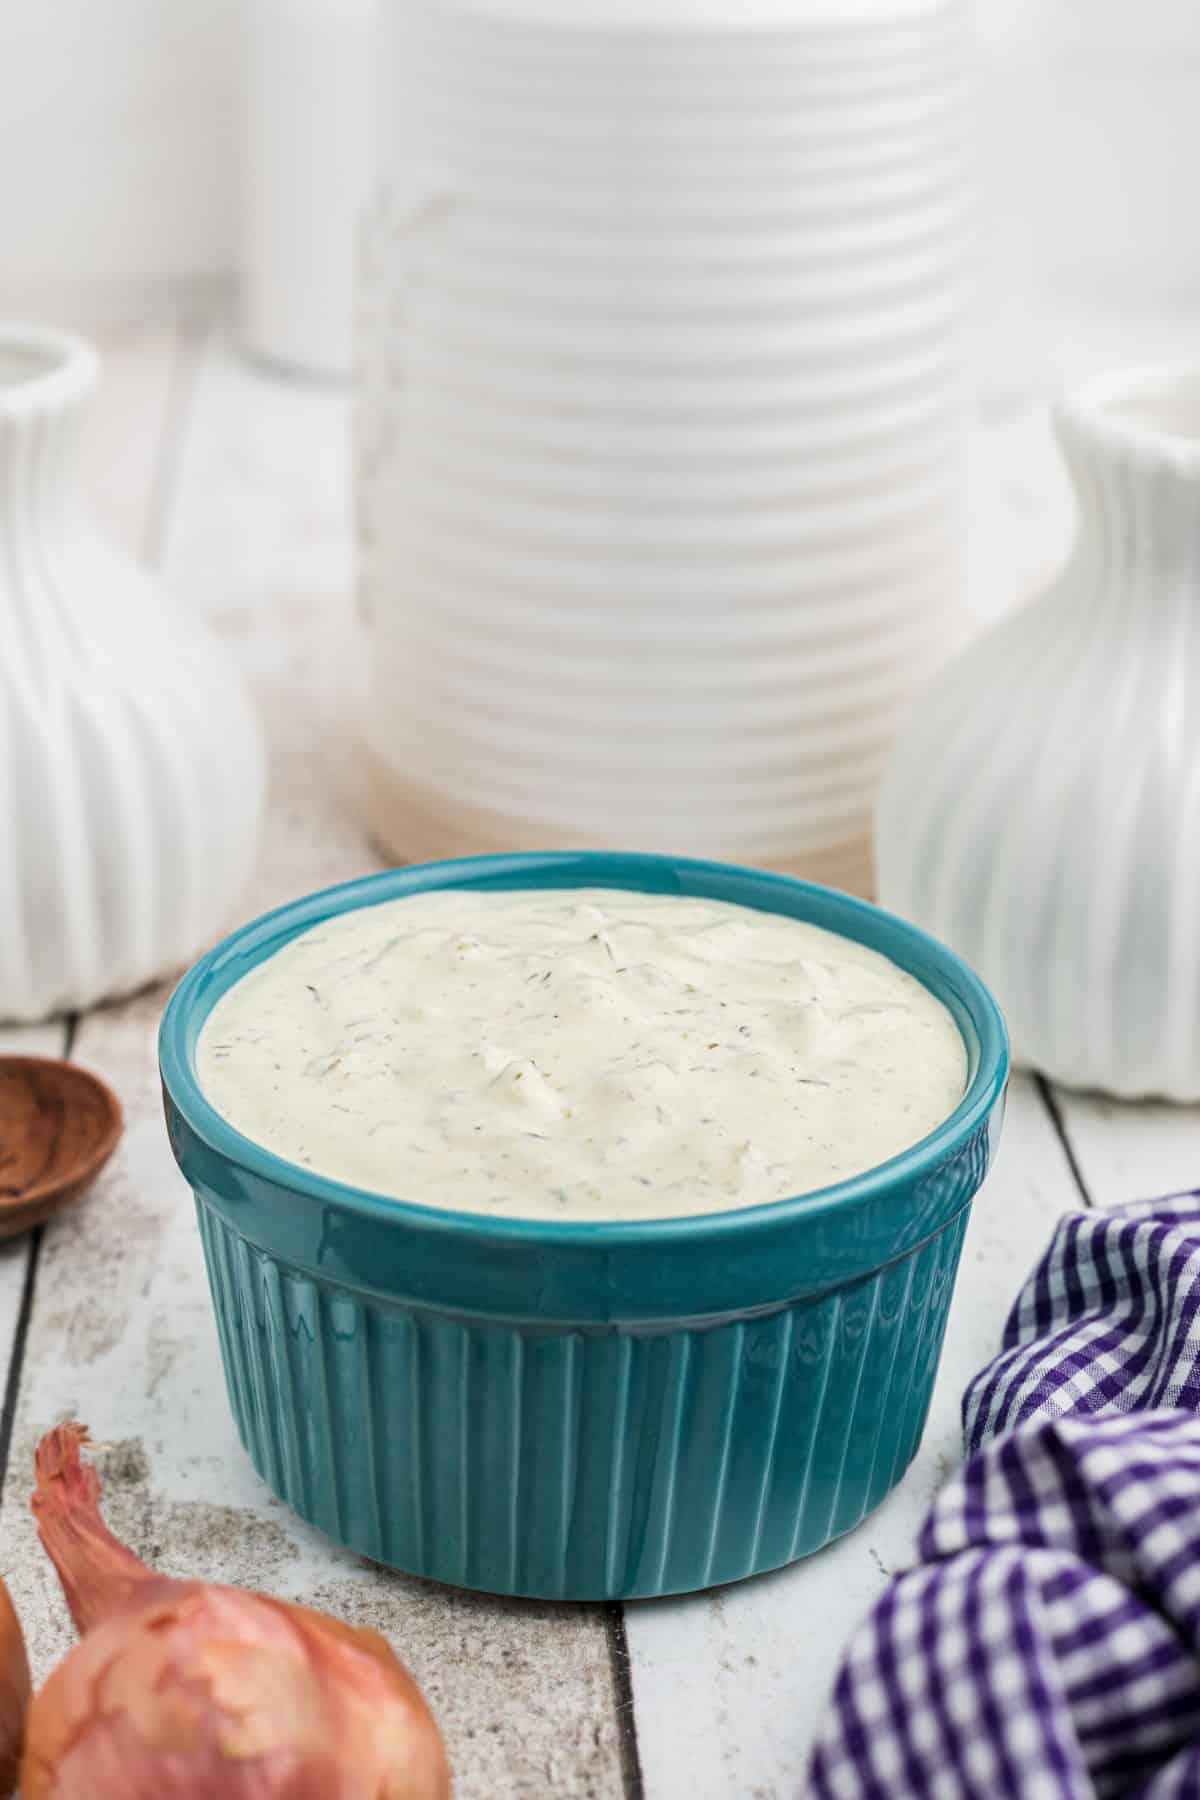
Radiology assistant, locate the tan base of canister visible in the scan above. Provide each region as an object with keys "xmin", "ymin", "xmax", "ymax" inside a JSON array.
[{"xmin": 359, "ymin": 747, "xmax": 875, "ymax": 901}]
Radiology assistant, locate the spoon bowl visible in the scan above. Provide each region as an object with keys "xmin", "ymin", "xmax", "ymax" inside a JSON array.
[{"xmin": 0, "ymin": 1057, "xmax": 123, "ymax": 1237}]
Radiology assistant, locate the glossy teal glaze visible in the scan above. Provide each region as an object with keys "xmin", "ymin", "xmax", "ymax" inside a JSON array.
[{"xmin": 161, "ymin": 852, "xmax": 1008, "ymax": 1599}]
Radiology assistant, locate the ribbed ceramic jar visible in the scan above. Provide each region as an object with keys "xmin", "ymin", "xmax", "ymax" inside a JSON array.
[
  {"xmin": 877, "ymin": 367, "xmax": 1200, "ymax": 1099},
  {"xmin": 356, "ymin": 0, "xmax": 972, "ymax": 897},
  {"xmin": 0, "ymin": 326, "xmax": 264, "ymax": 1022},
  {"xmin": 160, "ymin": 852, "xmax": 1008, "ymax": 1600}
]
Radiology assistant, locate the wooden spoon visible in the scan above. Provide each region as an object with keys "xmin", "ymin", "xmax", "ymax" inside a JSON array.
[{"xmin": 0, "ymin": 1057, "xmax": 123, "ymax": 1238}]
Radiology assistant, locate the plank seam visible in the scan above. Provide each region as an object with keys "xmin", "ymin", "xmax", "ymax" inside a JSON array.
[
  {"xmin": 605, "ymin": 1602, "xmax": 646, "ymax": 1800},
  {"xmin": 0, "ymin": 1229, "xmax": 44, "ymax": 1511},
  {"xmin": 1034, "ymin": 1074, "xmax": 1095, "ymax": 1209},
  {"xmin": 0, "ymin": 1012, "xmax": 80, "ymax": 1503}
]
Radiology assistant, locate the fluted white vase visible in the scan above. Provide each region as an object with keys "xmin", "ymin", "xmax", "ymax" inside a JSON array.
[
  {"xmin": 878, "ymin": 365, "xmax": 1200, "ymax": 1099},
  {"xmin": 0, "ymin": 326, "xmax": 265, "ymax": 1022},
  {"xmin": 357, "ymin": 0, "xmax": 972, "ymax": 896}
]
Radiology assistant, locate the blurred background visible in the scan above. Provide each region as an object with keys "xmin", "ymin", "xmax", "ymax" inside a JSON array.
[
  {"xmin": 5, "ymin": 0, "xmax": 1198, "ymax": 646},
  {"xmin": 4, "ymin": 1, "xmax": 1198, "ymax": 357}
]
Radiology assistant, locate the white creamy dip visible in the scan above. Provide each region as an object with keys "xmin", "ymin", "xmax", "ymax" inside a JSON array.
[{"xmin": 196, "ymin": 888, "xmax": 967, "ymax": 1222}]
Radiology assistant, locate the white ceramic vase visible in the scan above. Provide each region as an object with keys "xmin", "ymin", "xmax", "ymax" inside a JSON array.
[
  {"xmin": 357, "ymin": 0, "xmax": 972, "ymax": 896},
  {"xmin": 0, "ymin": 326, "xmax": 265, "ymax": 1023},
  {"xmin": 878, "ymin": 366, "xmax": 1200, "ymax": 1099}
]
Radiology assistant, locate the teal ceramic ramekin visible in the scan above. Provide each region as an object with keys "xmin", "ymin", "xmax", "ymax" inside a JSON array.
[{"xmin": 160, "ymin": 852, "xmax": 1008, "ymax": 1601}]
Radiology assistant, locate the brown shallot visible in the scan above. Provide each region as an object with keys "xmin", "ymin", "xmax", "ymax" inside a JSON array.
[
  {"xmin": 0, "ymin": 1577, "xmax": 31, "ymax": 1796},
  {"xmin": 23, "ymin": 1423, "xmax": 451, "ymax": 1799}
]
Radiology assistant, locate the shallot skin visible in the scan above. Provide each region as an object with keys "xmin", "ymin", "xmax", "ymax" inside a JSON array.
[
  {"xmin": 22, "ymin": 1580, "xmax": 450, "ymax": 1800},
  {"xmin": 24, "ymin": 1424, "xmax": 451, "ymax": 1800},
  {"xmin": 0, "ymin": 1579, "xmax": 31, "ymax": 1798}
]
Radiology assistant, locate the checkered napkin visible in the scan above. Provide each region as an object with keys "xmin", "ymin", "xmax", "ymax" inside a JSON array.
[{"xmin": 809, "ymin": 1194, "xmax": 1200, "ymax": 1799}]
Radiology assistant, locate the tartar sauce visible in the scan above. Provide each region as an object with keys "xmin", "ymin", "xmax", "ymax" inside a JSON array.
[{"xmin": 196, "ymin": 888, "xmax": 967, "ymax": 1221}]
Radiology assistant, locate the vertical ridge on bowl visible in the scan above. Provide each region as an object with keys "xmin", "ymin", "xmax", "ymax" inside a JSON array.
[
  {"xmin": 230, "ymin": 1229, "xmax": 282, "ymax": 1498},
  {"xmin": 783, "ymin": 1295, "xmax": 838, "ymax": 1567},
  {"xmin": 409, "ymin": 1315, "xmax": 431, "ymax": 1572},
  {"xmin": 332, "ymin": 1286, "xmax": 383, "ymax": 1553},
  {"xmin": 260, "ymin": 1260, "xmax": 307, "ymax": 1526},
  {"xmin": 853, "ymin": 1250, "xmax": 915, "ymax": 1520},
  {"xmin": 696, "ymin": 1327, "xmax": 740, "ymax": 1590},
  {"xmin": 603, "ymin": 1334, "xmax": 635, "ymax": 1595},
  {"xmin": 314, "ymin": 1288, "xmax": 347, "ymax": 1540},
  {"xmin": 642, "ymin": 1332, "xmax": 692, "ymax": 1596},
  {"xmin": 742, "ymin": 1307, "xmax": 794, "ymax": 1573}
]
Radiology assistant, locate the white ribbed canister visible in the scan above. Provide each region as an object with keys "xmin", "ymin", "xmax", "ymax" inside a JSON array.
[{"xmin": 357, "ymin": 0, "xmax": 971, "ymax": 894}]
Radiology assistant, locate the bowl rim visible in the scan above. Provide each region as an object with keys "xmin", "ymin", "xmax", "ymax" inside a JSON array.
[{"xmin": 159, "ymin": 849, "xmax": 1008, "ymax": 1254}]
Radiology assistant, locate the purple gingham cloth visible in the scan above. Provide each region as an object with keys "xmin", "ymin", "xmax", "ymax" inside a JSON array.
[{"xmin": 809, "ymin": 1194, "xmax": 1200, "ymax": 1799}]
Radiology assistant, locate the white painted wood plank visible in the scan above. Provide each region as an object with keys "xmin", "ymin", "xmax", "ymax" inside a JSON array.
[
  {"xmin": 626, "ymin": 1073, "xmax": 1085, "ymax": 1798},
  {"xmin": 0, "ymin": 1027, "xmax": 65, "ymax": 1060},
  {"xmin": 1051, "ymin": 1086, "xmax": 1200, "ymax": 1211},
  {"xmin": 0, "ymin": 335, "xmax": 626, "ymax": 1798}
]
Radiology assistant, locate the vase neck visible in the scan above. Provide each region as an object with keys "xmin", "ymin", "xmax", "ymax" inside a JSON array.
[
  {"xmin": 0, "ymin": 332, "xmax": 98, "ymax": 631},
  {"xmin": 1057, "ymin": 370, "xmax": 1200, "ymax": 618}
]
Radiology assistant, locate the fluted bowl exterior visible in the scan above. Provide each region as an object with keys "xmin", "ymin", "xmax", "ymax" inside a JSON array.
[{"xmin": 160, "ymin": 852, "xmax": 1008, "ymax": 1599}]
